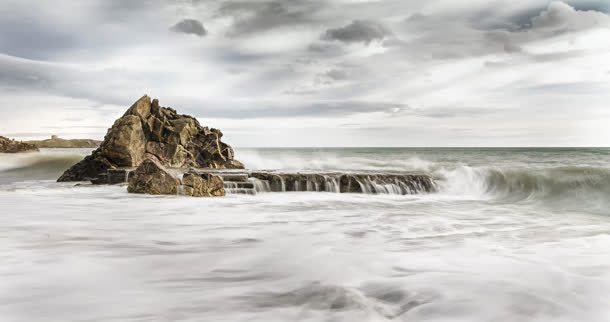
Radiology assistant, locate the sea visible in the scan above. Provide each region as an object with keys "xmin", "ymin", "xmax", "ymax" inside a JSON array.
[{"xmin": 1, "ymin": 147, "xmax": 609, "ymax": 322}]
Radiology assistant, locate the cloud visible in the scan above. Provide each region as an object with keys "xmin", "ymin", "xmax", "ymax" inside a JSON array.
[
  {"xmin": 174, "ymin": 100, "xmax": 409, "ymax": 119},
  {"xmin": 322, "ymin": 20, "xmax": 389, "ymax": 44},
  {"xmin": 218, "ymin": 0, "xmax": 324, "ymax": 37},
  {"xmin": 531, "ymin": 1, "xmax": 610, "ymax": 31},
  {"xmin": 1, "ymin": 0, "xmax": 609, "ymax": 145},
  {"xmin": 324, "ymin": 69, "xmax": 348, "ymax": 80},
  {"xmin": 170, "ymin": 19, "xmax": 207, "ymax": 36}
]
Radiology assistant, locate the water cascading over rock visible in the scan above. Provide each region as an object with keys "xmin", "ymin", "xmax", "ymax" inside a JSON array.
[
  {"xmin": 246, "ymin": 172, "xmax": 436, "ymax": 194},
  {"xmin": 57, "ymin": 95, "xmax": 243, "ymax": 182}
]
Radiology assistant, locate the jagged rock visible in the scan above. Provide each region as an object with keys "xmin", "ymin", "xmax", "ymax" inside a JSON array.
[
  {"xmin": 0, "ymin": 136, "xmax": 39, "ymax": 153},
  {"xmin": 58, "ymin": 95, "xmax": 244, "ymax": 182},
  {"xmin": 127, "ymin": 159, "xmax": 180, "ymax": 195},
  {"xmin": 182, "ymin": 172, "xmax": 225, "ymax": 197}
]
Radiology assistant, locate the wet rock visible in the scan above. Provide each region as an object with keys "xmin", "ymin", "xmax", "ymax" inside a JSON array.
[
  {"xmin": 58, "ymin": 95, "xmax": 243, "ymax": 182},
  {"xmin": 127, "ymin": 159, "xmax": 180, "ymax": 195},
  {"xmin": 248, "ymin": 171, "xmax": 436, "ymax": 194},
  {"xmin": 182, "ymin": 172, "xmax": 225, "ymax": 197},
  {"xmin": 91, "ymin": 169, "xmax": 131, "ymax": 185},
  {"xmin": 0, "ymin": 136, "xmax": 39, "ymax": 153}
]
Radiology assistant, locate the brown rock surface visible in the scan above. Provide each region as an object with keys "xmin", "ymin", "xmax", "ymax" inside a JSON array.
[
  {"xmin": 127, "ymin": 159, "xmax": 180, "ymax": 195},
  {"xmin": 58, "ymin": 95, "xmax": 243, "ymax": 182},
  {"xmin": 182, "ymin": 172, "xmax": 226, "ymax": 197},
  {"xmin": 0, "ymin": 136, "xmax": 39, "ymax": 153}
]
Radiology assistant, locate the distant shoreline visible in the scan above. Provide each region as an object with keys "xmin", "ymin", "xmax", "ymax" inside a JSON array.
[{"xmin": 25, "ymin": 136, "xmax": 101, "ymax": 149}]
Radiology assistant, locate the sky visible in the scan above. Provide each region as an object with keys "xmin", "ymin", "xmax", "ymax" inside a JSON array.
[{"xmin": 0, "ymin": 0, "xmax": 609, "ymax": 147}]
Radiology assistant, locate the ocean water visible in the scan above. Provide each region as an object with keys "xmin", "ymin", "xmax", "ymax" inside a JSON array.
[{"xmin": 1, "ymin": 147, "xmax": 610, "ymax": 322}]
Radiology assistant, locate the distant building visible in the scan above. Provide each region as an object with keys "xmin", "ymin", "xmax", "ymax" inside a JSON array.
[{"xmin": 51, "ymin": 135, "xmax": 59, "ymax": 140}]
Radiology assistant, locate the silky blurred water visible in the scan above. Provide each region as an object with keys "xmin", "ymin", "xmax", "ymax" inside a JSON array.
[{"xmin": 1, "ymin": 148, "xmax": 610, "ymax": 321}]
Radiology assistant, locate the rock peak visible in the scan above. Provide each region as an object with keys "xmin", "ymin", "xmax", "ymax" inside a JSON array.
[{"xmin": 58, "ymin": 96, "xmax": 243, "ymax": 182}]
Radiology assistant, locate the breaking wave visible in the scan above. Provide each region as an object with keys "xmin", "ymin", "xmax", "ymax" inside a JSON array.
[
  {"xmin": 236, "ymin": 149, "xmax": 435, "ymax": 172},
  {"xmin": 438, "ymin": 165, "xmax": 610, "ymax": 210},
  {"xmin": 0, "ymin": 150, "xmax": 87, "ymax": 182},
  {"xmin": 2, "ymin": 148, "xmax": 609, "ymax": 210},
  {"xmin": 237, "ymin": 148, "xmax": 610, "ymax": 206}
]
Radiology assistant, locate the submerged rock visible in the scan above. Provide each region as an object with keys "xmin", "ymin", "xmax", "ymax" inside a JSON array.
[
  {"xmin": 127, "ymin": 159, "xmax": 180, "ymax": 195},
  {"xmin": 182, "ymin": 172, "xmax": 225, "ymax": 197},
  {"xmin": 0, "ymin": 136, "xmax": 39, "ymax": 153},
  {"xmin": 58, "ymin": 95, "xmax": 243, "ymax": 182}
]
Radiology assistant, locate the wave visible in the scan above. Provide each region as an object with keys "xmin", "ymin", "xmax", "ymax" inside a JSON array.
[
  {"xmin": 438, "ymin": 165, "xmax": 610, "ymax": 210},
  {"xmin": 235, "ymin": 149, "xmax": 436, "ymax": 172},
  {"xmin": 237, "ymin": 149, "xmax": 610, "ymax": 206},
  {"xmin": 0, "ymin": 151, "xmax": 85, "ymax": 182},
  {"xmin": 2, "ymin": 148, "xmax": 609, "ymax": 211}
]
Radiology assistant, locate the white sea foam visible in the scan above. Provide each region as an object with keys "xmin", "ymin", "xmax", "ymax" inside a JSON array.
[
  {"xmin": 1, "ymin": 148, "xmax": 610, "ymax": 321},
  {"xmin": 236, "ymin": 148, "xmax": 435, "ymax": 172}
]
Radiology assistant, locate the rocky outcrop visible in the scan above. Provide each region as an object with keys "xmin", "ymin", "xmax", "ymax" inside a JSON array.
[
  {"xmin": 58, "ymin": 95, "xmax": 243, "ymax": 182},
  {"xmin": 126, "ymin": 160, "xmax": 226, "ymax": 197},
  {"xmin": 27, "ymin": 135, "xmax": 101, "ymax": 148},
  {"xmin": 127, "ymin": 159, "xmax": 180, "ymax": 195},
  {"xmin": 182, "ymin": 172, "xmax": 225, "ymax": 197},
  {"xmin": 0, "ymin": 136, "xmax": 39, "ymax": 153}
]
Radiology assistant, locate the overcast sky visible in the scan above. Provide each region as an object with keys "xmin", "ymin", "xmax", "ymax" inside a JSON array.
[{"xmin": 1, "ymin": 0, "xmax": 609, "ymax": 146}]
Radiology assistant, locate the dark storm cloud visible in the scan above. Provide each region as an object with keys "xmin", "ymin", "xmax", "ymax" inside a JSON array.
[
  {"xmin": 322, "ymin": 20, "xmax": 389, "ymax": 44},
  {"xmin": 170, "ymin": 19, "xmax": 207, "ymax": 36}
]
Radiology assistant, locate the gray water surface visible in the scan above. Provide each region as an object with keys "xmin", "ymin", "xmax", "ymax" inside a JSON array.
[{"xmin": 1, "ymin": 148, "xmax": 609, "ymax": 321}]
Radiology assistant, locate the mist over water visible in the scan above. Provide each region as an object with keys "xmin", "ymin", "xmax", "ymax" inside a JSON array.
[{"xmin": 1, "ymin": 148, "xmax": 610, "ymax": 321}]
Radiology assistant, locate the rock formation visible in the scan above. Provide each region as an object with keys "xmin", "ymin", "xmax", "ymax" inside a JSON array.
[
  {"xmin": 126, "ymin": 159, "xmax": 226, "ymax": 197},
  {"xmin": 127, "ymin": 159, "xmax": 180, "ymax": 195},
  {"xmin": 0, "ymin": 136, "xmax": 39, "ymax": 153},
  {"xmin": 58, "ymin": 95, "xmax": 243, "ymax": 182},
  {"xmin": 182, "ymin": 172, "xmax": 225, "ymax": 197}
]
